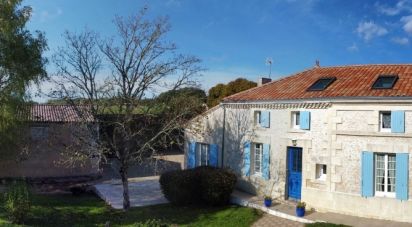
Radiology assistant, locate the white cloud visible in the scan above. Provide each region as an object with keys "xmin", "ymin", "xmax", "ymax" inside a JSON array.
[
  {"xmin": 376, "ymin": 0, "xmax": 412, "ymax": 16},
  {"xmin": 347, "ymin": 43, "xmax": 359, "ymax": 52},
  {"xmin": 32, "ymin": 7, "xmax": 63, "ymax": 23},
  {"xmin": 401, "ymin": 15, "xmax": 412, "ymax": 34},
  {"xmin": 356, "ymin": 21, "xmax": 388, "ymax": 41},
  {"xmin": 391, "ymin": 37, "xmax": 410, "ymax": 45}
]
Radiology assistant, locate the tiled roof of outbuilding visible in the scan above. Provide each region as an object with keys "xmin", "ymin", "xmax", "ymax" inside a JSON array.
[
  {"xmin": 25, "ymin": 104, "xmax": 95, "ymax": 123},
  {"xmin": 223, "ymin": 64, "xmax": 412, "ymax": 102}
]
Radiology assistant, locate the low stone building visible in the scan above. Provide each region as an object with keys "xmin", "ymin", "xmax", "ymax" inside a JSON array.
[
  {"xmin": 0, "ymin": 104, "xmax": 101, "ymax": 179},
  {"xmin": 185, "ymin": 64, "xmax": 412, "ymax": 223}
]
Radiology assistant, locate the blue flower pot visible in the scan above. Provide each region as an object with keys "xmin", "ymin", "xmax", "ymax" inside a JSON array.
[
  {"xmin": 296, "ymin": 207, "xmax": 305, "ymax": 217},
  {"xmin": 264, "ymin": 199, "xmax": 272, "ymax": 207}
]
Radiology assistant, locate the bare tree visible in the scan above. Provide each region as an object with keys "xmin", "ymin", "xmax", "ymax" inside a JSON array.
[{"xmin": 51, "ymin": 8, "xmax": 202, "ymax": 210}]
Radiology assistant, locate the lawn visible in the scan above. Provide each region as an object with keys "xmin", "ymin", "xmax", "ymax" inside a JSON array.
[{"xmin": 0, "ymin": 194, "xmax": 262, "ymax": 227}]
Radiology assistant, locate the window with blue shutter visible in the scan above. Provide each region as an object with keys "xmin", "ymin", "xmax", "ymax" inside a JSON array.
[
  {"xmin": 361, "ymin": 151, "xmax": 374, "ymax": 197},
  {"xmin": 300, "ymin": 111, "xmax": 311, "ymax": 130},
  {"xmin": 396, "ymin": 153, "xmax": 409, "ymax": 201},
  {"xmin": 261, "ymin": 111, "xmax": 270, "ymax": 128},
  {"xmin": 243, "ymin": 142, "xmax": 251, "ymax": 176},
  {"xmin": 262, "ymin": 144, "xmax": 270, "ymax": 180},
  {"xmin": 187, "ymin": 142, "xmax": 197, "ymax": 169},
  {"xmin": 209, "ymin": 144, "xmax": 219, "ymax": 167},
  {"xmin": 391, "ymin": 111, "xmax": 405, "ymax": 133}
]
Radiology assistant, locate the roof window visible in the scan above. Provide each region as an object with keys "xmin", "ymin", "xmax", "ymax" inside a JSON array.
[
  {"xmin": 372, "ymin": 75, "xmax": 398, "ymax": 89},
  {"xmin": 307, "ymin": 77, "xmax": 336, "ymax": 91}
]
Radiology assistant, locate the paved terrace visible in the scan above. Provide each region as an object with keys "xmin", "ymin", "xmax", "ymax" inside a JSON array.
[{"xmin": 231, "ymin": 190, "xmax": 412, "ymax": 227}]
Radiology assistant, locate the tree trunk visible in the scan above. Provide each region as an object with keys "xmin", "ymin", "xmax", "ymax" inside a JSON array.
[{"xmin": 119, "ymin": 166, "xmax": 130, "ymax": 210}]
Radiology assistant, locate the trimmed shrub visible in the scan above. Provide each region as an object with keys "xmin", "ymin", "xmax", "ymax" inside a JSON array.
[
  {"xmin": 4, "ymin": 180, "xmax": 31, "ymax": 224},
  {"xmin": 159, "ymin": 166, "xmax": 237, "ymax": 206},
  {"xmin": 200, "ymin": 168, "xmax": 237, "ymax": 205},
  {"xmin": 159, "ymin": 169, "xmax": 200, "ymax": 205}
]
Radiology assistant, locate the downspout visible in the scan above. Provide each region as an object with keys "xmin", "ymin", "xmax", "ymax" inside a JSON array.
[{"xmin": 221, "ymin": 104, "xmax": 226, "ymax": 168}]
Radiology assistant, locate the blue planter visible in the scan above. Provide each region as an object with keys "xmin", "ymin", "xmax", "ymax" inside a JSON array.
[
  {"xmin": 264, "ymin": 199, "xmax": 272, "ymax": 207},
  {"xmin": 296, "ymin": 207, "xmax": 305, "ymax": 217}
]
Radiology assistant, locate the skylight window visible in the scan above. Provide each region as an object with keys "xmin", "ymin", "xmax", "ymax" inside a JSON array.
[
  {"xmin": 372, "ymin": 75, "xmax": 398, "ymax": 89},
  {"xmin": 307, "ymin": 77, "xmax": 336, "ymax": 91}
]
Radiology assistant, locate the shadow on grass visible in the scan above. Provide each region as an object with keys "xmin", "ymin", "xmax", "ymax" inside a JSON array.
[{"xmin": 0, "ymin": 194, "xmax": 261, "ymax": 227}]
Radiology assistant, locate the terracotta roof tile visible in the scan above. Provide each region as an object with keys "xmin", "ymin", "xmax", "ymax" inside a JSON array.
[
  {"xmin": 25, "ymin": 105, "xmax": 95, "ymax": 123},
  {"xmin": 224, "ymin": 64, "xmax": 412, "ymax": 102}
]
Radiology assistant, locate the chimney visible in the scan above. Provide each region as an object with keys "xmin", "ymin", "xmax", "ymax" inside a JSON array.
[{"xmin": 257, "ymin": 77, "xmax": 272, "ymax": 86}]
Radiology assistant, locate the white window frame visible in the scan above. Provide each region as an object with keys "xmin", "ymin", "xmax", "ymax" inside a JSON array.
[
  {"xmin": 292, "ymin": 111, "xmax": 300, "ymax": 129},
  {"xmin": 255, "ymin": 111, "xmax": 262, "ymax": 126},
  {"xmin": 315, "ymin": 164, "xmax": 327, "ymax": 181},
  {"xmin": 252, "ymin": 143, "xmax": 263, "ymax": 175},
  {"xmin": 374, "ymin": 153, "xmax": 396, "ymax": 198},
  {"xmin": 379, "ymin": 111, "xmax": 391, "ymax": 133},
  {"xmin": 198, "ymin": 143, "xmax": 209, "ymax": 166}
]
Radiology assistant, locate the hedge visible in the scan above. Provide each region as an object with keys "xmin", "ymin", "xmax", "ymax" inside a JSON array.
[{"xmin": 159, "ymin": 166, "xmax": 237, "ymax": 206}]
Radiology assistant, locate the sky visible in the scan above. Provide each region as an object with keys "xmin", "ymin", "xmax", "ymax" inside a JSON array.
[{"xmin": 23, "ymin": 0, "xmax": 412, "ymax": 102}]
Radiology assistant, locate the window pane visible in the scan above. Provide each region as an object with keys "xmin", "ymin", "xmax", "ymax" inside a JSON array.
[
  {"xmin": 375, "ymin": 154, "xmax": 385, "ymax": 192},
  {"xmin": 382, "ymin": 113, "xmax": 391, "ymax": 129},
  {"xmin": 307, "ymin": 77, "xmax": 336, "ymax": 91},
  {"xmin": 201, "ymin": 144, "xmax": 208, "ymax": 166},
  {"xmin": 295, "ymin": 113, "xmax": 300, "ymax": 125},
  {"xmin": 372, "ymin": 76, "xmax": 398, "ymax": 89},
  {"xmin": 254, "ymin": 144, "xmax": 262, "ymax": 173}
]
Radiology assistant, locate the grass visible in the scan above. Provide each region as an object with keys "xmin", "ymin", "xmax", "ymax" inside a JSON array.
[{"xmin": 0, "ymin": 193, "xmax": 262, "ymax": 227}]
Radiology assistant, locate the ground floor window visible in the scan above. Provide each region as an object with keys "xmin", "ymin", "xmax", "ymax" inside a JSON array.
[
  {"xmin": 375, "ymin": 153, "xmax": 396, "ymax": 197},
  {"xmin": 253, "ymin": 143, "xmax": 263, "ymax": 174},
  {"xmin": 198, "ymin": 143, "xmax": 209, "ymax": 166}
]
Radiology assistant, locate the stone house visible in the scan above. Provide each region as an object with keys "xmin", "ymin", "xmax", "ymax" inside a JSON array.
[
  {"xmin": 0, "ymin": 104, "xmax": 101, "ymax": 179},
  {"xmin": 185, "ymin": 64, "xmax": 412, "ymax": 223}
]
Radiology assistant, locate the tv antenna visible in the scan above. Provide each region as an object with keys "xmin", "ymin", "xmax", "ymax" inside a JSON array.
[{"xmin": 266, "ymin": 57, "xmax": 273, "ymax": 78}]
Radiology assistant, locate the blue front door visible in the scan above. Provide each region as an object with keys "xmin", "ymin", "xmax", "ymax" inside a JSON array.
[{"xmin": 287, "ymin": 147, "xmax": 302, "ymax": 200}]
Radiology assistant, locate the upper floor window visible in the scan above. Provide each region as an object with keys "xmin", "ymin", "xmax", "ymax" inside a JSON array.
[
  {"xmin": 254, "ymin": 110, "xmax": 270, "ymax": 128},
  {"xmin": 292, "ymin": 112, "xmax": 300, "ymax": 129},
  {"xmin": 375, "ymin": 153, "xmax": 396, "ymax": 198},
  {"xmin": 255, "ymin": 111, "xmax": 261, "ymax": 125},
  {"xmin": 30, "ymin": 126, "xmax": 48, "ymax": 140},
  {"xmin": 307, "ymin": 77, "xmax": 336, "ymax": 91},
  {"xmin": 372, "ymin": 75, "xmax": 398, "ymax": 89},
  {"xmin": 380, "ymin": 111, "xmax": 391, "ymax": 132}
]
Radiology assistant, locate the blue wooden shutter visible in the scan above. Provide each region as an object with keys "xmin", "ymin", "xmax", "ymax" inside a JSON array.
[
  {"xmin": 209, "ymin": 144, "xmax": 219, "ymax": 167},
  {"xmin": 261, "ymin": 111, "xmax": 270, "ymax": 128},
  {"xmin": 243, "ymin": 142, "xmax": 251, "ymax": 176},
  {"xmin": 391, "ymin": 111, "xmax": 405, "ymax": 133},
  {"xmin": 361, "ymin": 151, "xmax": 374, "ymax": 197},
  {"xmin": 262, "ymin": 144, "xmax": 270, "ymax": 180},
  {"xmin": 396, "ymin": 153, "xmax": 409, "ymax": 201},
  {"xmin": 187, "ymin": 142, "xmax": 197, "ymax": 169},
  {"xmin": 300, "ymin": 111, "xmax": 311, "ymax": 130}
]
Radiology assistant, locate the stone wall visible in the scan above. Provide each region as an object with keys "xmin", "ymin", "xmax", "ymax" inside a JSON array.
[
  {"xmin": 185, "ymin": 102, "xmax": 412, "ymax": 222},
  {"xmin": 0, "ymin": 123, "xmax": 101, "ymax": 178}
]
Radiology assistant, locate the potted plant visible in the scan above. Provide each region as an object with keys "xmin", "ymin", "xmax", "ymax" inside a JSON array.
[
  {"xmin": 264, "ymin": 195, "xmax": 272, "ymax": 207},
  {"xmin": 296, "ymin": 201, "xmax": 306, "ymax": 217}
]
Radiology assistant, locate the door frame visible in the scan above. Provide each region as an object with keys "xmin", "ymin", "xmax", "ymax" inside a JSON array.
[{"xmin": 285, "ymin": 146, "xmax": 303, "ymax": 200}]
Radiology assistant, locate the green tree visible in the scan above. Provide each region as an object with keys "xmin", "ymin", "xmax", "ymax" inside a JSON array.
[
  {"xmin": 0, "ymin": 0, "xmax": 47, "ymax": 151},
  {"xmin": 207, "ymin": 78, "xmax": 256, "ymax": 107}
]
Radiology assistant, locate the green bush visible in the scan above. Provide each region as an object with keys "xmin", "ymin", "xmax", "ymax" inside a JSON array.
[
  {"xmin": 200, "ymin": 168, "xmax": 237, "ymax": 205},
  {"xmin": 159, "ymin": 166, "xmax": 237, "ymax": 206},
  {"xmin": 159, "ymin": 168, "xmax": 200, "ymax": 205},
  {"xmin": 135, "ymin": 219, "xmax": 170, "ymax": 227},
  {"xmin": 4, "ymin": 180, "xmax": 31, "ymax": 224}
]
